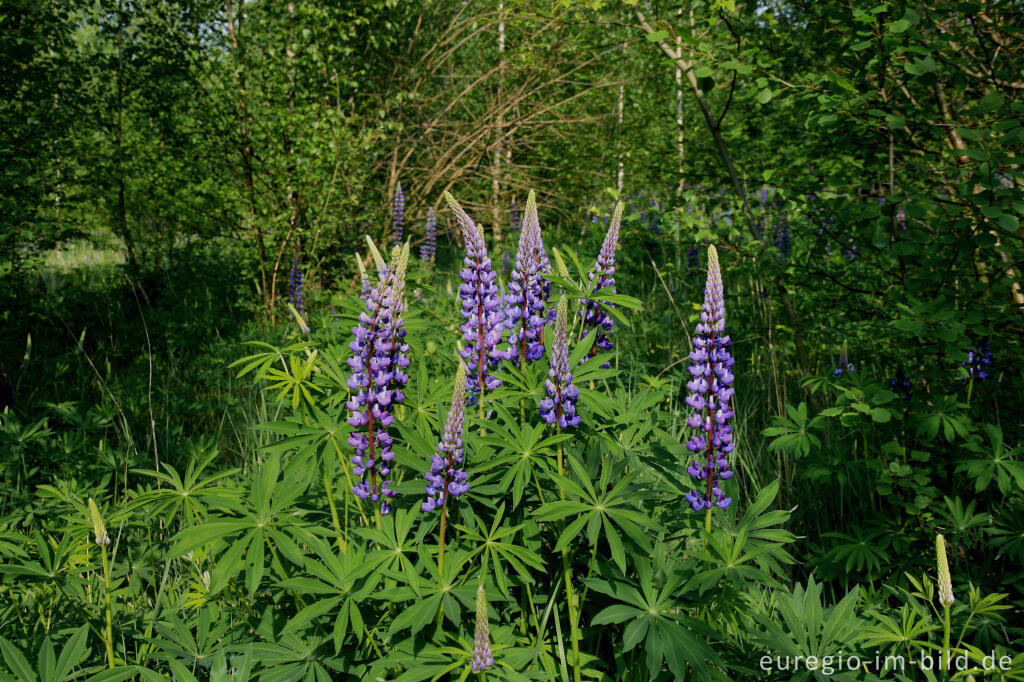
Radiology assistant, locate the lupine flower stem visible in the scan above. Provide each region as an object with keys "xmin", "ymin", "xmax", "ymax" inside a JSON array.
[
  {"xmin": 88, "ymin": 499, "xmax": 115, "ymax": 668},
  {"xmin": 323, "ymin": 473, "xmax": 346, "ymax": 552},
  {"xmin": 424, "ymin": 361, "xmax": 470, "ymax": 571},
  {"xmin": 100, "ymin": 544, "xmax": 114, "ymax": 668}
]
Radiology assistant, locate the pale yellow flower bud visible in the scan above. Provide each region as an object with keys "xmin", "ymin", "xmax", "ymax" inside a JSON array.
[
  {"xmin": 88, "ymin": 498, "xmax": 110, "ymax": 547},
  {"xmin": 936, "ymin": 534, "xmax": 955, "ymax": 607}
]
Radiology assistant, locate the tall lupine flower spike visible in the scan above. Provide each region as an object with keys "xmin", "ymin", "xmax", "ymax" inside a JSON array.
[
  {"xmin": 471, "ymin": 584, "xmax": 494, "ymax": 673},
  {"xmin": 287, "ymin": 259, "xmax": 304, "ymax": 313},
  {"xmin": 504, "ymin": 190, "xmax": 548, "ymax": 365},
  {"xmin": 392, "ymin": 182, "xmax": 405, "ymax": 247},
  {"xmin": 683, "ymin": 245, "xmax": 736, "ymax": 528},
  {"xmin": 540, "ymin": 298, "xmax": 581, "ymax": 429},
  {"xmin": 579, "ymin": 202, "xmax": 624, "ymax": 362},
  {"xmin": 423, "ymin": 361, "xmax": 470, "ymax": 512},
  {"xmin": 444, "ymin": 192, "xmax": 505, "ymax": 394},
  {"xmin": 346, "ymin": 244, "xmax": 411, "ymax": 515},
  {"xmin": 420, "ymin": 208, "xmax": 437, "ymax": 262}
]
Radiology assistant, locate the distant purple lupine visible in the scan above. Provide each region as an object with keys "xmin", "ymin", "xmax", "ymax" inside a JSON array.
[
  {"xmin": 684, "ymin": 245, "xmax": 736, "ymax": 515},
  {"xmin": 962, "ymin": 341, "xmax": 993, "ymax": 380},
  {"xmin": 420, "ymin": 208, "xmax": 437, "ymax": 262},
  {"xmin": 579, "ymin": 202, "xmax": 624, "ymax": 362},
  {"xmin": 504, "ymin": 190, "xmax": 548, "ymax": 365},
  {"xmin": 540, "ymin": 298, "xmax": 581, "ymax": 429},
  {"xmin": 346, "ymin": 245, "xmax": 410, "ymax": 515},
  {"xmin": 287, "ymin": 259, "xmax": 304, "ymax": 313},
  {"xmin": 890, "ymin": 366, "xmax": 912, "ymax": 401},
  {"xmin": 687, "ymin": 243, "xmax": 699, "ymax": 278},
  {"xmin": 392, "ymin": 183, "xmax": 405, "ymax": 247},
  {"xmin": 444, "ymin": 192, "xmax": 505, "ymax": 394},
  {"xmin": 832, "ymin": 343, "xmax": 854, "ymax": 376},
  {"xmin": 422, "ymin": 361, "xmax": 469, "ymax": 512}
]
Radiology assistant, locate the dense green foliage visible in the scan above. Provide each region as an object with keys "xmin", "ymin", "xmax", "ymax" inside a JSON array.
[{"xmin": 1, "ymin": 0, "xmax": 1022, "ymax": 679}]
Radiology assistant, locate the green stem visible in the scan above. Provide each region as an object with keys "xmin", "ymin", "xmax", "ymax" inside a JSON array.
[
  {"xmin": 966, "ymin": 375, "xmax": 974, "ymax": 408},
  {"xmin": 101, "ymin": 545, "xmax": 115, "ymax": 669},
  {"xmin": 704, "ymin": 508, "xmax": 712, "ymax": 534},
  {"xmin": 942, "ymin": 604, "xmax": 951, "ymax": 679},
  {"xmin": 556, "ymin": 439, "xmax": 581, "ymax": 681},
  {"xmin": 323, "ymin": 473, "xmax": 346, "ymax": 552},
  {"xmin": 439, "ymin": 502, "xmax": 448, "ymax": 574}
]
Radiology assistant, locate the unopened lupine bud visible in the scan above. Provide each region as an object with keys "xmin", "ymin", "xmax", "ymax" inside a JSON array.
[
  {"xmin": 88, "ymin": 498, "xmax": 110, "ymax": 547},
  {"xmin": 471, "ymin": 585, "xmax": 494, "ymax": 672},
  {"xmin": 392, "ymin": 182, "xmax": 405, "ymax": 247},
  {"xmin": 936, "ymin": 534, "xmax": 955, "ymax": 608}
]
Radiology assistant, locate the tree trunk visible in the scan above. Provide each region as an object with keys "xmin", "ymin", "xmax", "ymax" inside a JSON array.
[
  {"xmin": 226, "ymin": 0, "xmax": 269, "ymax": 307},
  {"xmin": 115, "ymin": 0, "xmax": 146, "ymax": 302},
  {"xmin": 634, "ymin": 8, "xmax": 755, "ymax": 237},
  {"xmin": 489, "ymin": 0, "xmax": 506, "ymax": 243}
]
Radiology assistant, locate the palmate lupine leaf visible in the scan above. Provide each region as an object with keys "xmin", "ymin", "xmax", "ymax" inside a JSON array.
[
  {"xmin": 761, "ymin": 402, "xmax": 825, "ymax": 459},
  {"xmin": 692, "ymin": 480, "xmax": 796, "ymax": 590},
  {"xmin": 229, "ymin": 341, "xmax": 323, "ymax": 409},
  {"xmin": 956, "ymin": 423, "xmax": 1024, "ymax": 494},
  {"xmin": 352, "ymin": 505, "xmax": 424, "ymax": 588},
  {"xmin": 385, "ymin": 548, "xmax": 474, "ymax": 636},
  {"xmin": 168, "ymin": 451, "xmax": 320, "ymax": 596},
  {"xmin": 477, "ymin": 402, "xmax": 571, "ymax": 508},
  {"xmin": 455, "ymin": 502, "xmax": 544, "ymax": 597},
  {"xmin": 533, "ymin": 454, "xmax": 658, "ymax": 573},
  {"xmin": 276, "ymin": 536, "xmax": 377, "ymax": 650},
  {"xmin": 129, "ymin": 448, "xmax": 241, "ymax": 528},
  {"xmin": 753, "ymin": 577, "xmax": 870, "ymax": 682},
  {"xmin": 0, "ymin": 625, "xmax": 89, "ymax": 682},
  {"xmin": 589, "ymin": 558, "xmax": 722, "ymax": 679}
]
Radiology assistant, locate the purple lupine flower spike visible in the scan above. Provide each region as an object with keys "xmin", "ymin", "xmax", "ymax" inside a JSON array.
[
  {"xmin": 444, "ymin": 192, "xmax": 505, "ymax": 394},
  {"xmin": 579, "ymin": 202, "xmax": 624, "ymax": 363},
  {"xmin": 420, "ymin": 207, "xmax": 437, "ymax": 262},
  {"xmin": 347, "ymin": 244, "xmax": 411, "ymax": 515},
  {"xmin": 540, "ymin": 298, "xmax": 581, "ymax": 429},
  {"xmin": 504, "ymin": 190, "xmax": 548, "ymax": 365},
  {"xmin": 423, "ymin": 361, "xmax": 470, "ymax": 512},
  {"xmin": 392, "ymin": 182, "xmax": 405, "ymax": 247},
  {"xmin": 471, "ymin": 585, "xmax": 494, "ymax": 672},
  {"xmin": 683, "ymin": 245, "xmax": 736, "ymax": 517}
]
